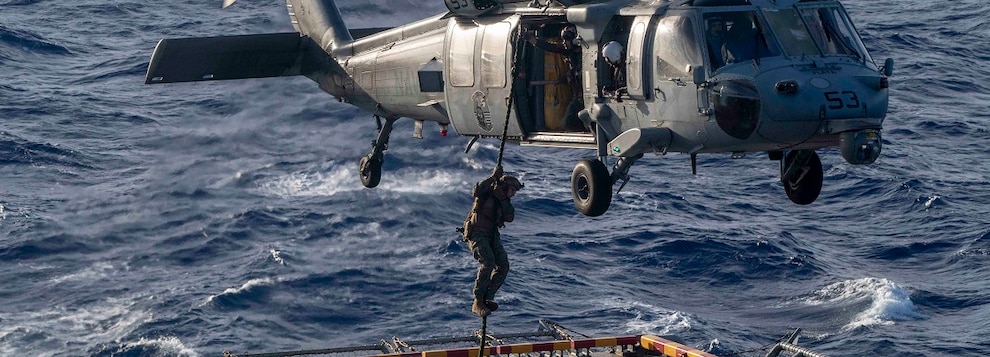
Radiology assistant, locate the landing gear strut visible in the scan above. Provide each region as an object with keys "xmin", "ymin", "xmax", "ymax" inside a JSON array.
[
  {"xmin": 780, "ymin": 149, "xmax": 823, "ymax": 205},
  {"xmin": 359, "ymin": 115, "xmax": 396, "ymax": 188}
]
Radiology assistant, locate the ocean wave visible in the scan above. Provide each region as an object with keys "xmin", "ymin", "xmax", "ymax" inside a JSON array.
[
  {"xmin": 866, "ymin": 240, "xmax": 957, "ymax": 261},
  {"xmin": 71, "ymin": 60, "xmax": 150, "ymax": 85},
  {"xmin": 0, "ymin": 295, "xmax": 153, "ymax": 357},
  {"xmin": 801, "ymin": 277, "xmax": 925, "ymax": 330},
  {"xmin": 0, "ymin": 132, "xmax": 95, "ymax": 169},
  {"xmin": 629, "ymin": 234, "xmax": 822, "ymax": 286},
  {"xmin": 0, "ymin": 25, "xmax": 72, "ymax": 56},
  {"xmin": 0, "ymin": 233, "xmax": 100, "ymax": 261},
  {"xmin": 256, "ymin": 164, "xmax": 471, "ymax": 198},
  {"xmin": 89, "ymin": 336, "xmax": 200, "ymax": 357},
  {"xmin": 598, "ymin": 297, "xmax": 696, "ymax": 336},
  {"xmin": 205, "ymin": 277, "xmax": 278, "ymax": 309}
]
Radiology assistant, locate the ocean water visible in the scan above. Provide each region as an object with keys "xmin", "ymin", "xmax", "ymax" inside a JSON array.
[{"xmin": 2, "ymin": 0, "xmax": 988, "ymax": 356}]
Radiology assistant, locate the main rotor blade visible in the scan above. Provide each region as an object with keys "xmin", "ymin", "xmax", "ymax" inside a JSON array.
[{"xmin": 222, "ymin": 0, "xmax": 236, "ymax": 8}]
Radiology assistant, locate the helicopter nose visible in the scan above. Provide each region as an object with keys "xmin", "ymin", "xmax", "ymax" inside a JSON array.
[{"xmin": 747, "ymin": 62, "xmax": 888, "ymax": 158}]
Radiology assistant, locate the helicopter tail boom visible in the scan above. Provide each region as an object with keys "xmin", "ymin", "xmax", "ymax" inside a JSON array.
[{"xmin": 286, "ymin": 0, "xmax": 353, "ymax": 56}]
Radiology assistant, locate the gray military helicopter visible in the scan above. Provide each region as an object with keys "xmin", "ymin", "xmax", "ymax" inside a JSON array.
[{"xmin": 146, "ymin": 0, "xmax": 891, "ymax": 216}]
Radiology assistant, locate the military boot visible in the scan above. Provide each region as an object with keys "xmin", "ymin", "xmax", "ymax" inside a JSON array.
[
  {"xmin": 472, "ymin": 298, "xmax": 490, "ymax": 317},
  {"xmin": 485, "ymin": 299, "xmax": 499, "ymax": 312}
]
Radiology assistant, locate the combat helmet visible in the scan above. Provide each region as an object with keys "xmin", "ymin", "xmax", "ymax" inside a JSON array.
[
  {"xmin": 560, "ymin": 25, "xmax": 577, "ymax": 42},
  {"xmin": 499, "ymin": 175, "xmax": 524, "ymax": 191},
  {"xmin": 602, "ymin": 41, "xmax": 624, "ymax": 66}
]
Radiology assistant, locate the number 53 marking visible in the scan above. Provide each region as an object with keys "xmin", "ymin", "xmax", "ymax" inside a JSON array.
[
  {"xmin": 824, "ymin": 91, "xmax": 860, "ymax": 109},
  {"xmin": 448, "ymin": 0, "xmax": 468, "ymax": 9}
]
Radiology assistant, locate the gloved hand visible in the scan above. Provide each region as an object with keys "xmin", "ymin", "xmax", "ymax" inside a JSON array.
[
  {"xmin": 491, "ymin": 166, "xmax": 503, "ymax": 179},
  {"xmin": 492, "ymin": 186, "xmax": 507, "ymax": 200}
]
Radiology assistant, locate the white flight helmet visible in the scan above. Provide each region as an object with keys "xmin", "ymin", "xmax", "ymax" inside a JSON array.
[{"xmin": 602, "ymin": 41, "xmax": 624, "ymax": 65}]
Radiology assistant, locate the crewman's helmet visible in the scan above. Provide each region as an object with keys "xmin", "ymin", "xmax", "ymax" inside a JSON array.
[
  {"xmin": 499, "ymin": 175, "xmax": 524, "ymax": 191},
  {"xmin": 602, "ymin": 41, "xmax": 624, "ymax": 65},
  {"xmin": 560, "ymin": 25, "xmax": 577, "ymax": 42}
]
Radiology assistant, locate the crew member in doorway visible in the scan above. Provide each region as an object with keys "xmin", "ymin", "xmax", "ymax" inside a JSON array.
[
  {"xmin": 461, "ymin": 166, "xmax": 523, "ymax": 317},
  {"xmin": 525, "ymin": 24, "xmax": 585, "ymax": 131},
  {"xmin": 601, "ymin": 40, "xmax": 626, "ymax": 101}
]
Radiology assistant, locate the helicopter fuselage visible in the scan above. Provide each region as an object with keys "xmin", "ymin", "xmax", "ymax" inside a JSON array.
[{"xmin": 146, "ymin": 0, "xmax": 890, "ymax": 216}]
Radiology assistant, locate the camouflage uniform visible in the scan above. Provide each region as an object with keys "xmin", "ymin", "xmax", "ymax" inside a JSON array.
[{"xmin": 463, "ymin": 170, "xmax": 522, "ymax": 317}]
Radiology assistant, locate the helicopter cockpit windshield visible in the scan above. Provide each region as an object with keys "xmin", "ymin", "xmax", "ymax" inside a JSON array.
[
  {"xmin": 762, "ymin": 5, "xmax": 871, "ymax": 61},
  {"xmin": 703, "ymin": 5, "xmax": 872, "ymax": 69}
]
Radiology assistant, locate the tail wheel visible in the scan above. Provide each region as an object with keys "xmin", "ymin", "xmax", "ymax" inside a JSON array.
[
  {"xmin": 781, "ymin": 150, "xmax": 823, "ymax": 205},
  {"xmin": 571, "ymin": 159, "xmax": 612, "ymax": 217},
  {"xmin": 359, "ymin": 155, "xmax": 383, "ymax": 188}
]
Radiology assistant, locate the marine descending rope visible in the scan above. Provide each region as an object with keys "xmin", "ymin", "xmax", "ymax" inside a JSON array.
[{"xmin": 478, "ymin": 23, "xmax": 527, "ymax": 357}]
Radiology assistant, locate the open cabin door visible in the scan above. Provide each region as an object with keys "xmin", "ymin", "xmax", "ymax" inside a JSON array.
[{"xmin": 444, "ymin": 16, "xmax": 523, "ymax": 137}]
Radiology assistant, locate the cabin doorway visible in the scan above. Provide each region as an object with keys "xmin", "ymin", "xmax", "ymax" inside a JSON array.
[{"xmin": 513, "ymin": 19, "xmax": 588, "ymax": 135}]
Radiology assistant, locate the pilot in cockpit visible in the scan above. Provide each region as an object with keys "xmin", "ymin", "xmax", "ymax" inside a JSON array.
[
  {"xmin": 721, "ymin": 13, "xmax": 771, "ymax": 65},
  {"xmin": 705, "ymin": 16, "xmax": 728, "ymax": 68}
]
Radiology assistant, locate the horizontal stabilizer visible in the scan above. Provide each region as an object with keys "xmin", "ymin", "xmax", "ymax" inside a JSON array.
[{"xmin": 145, "ymin": 32, "xmax": 307, "ymax": 84}]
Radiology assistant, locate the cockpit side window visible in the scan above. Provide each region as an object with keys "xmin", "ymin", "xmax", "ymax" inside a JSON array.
[
  {"xmin": 655, "ymin": 15, "xmax": 702, "ymax": 78},
  {"xmin": 703, "ymin": 14, "xmax": 728, "ymax": 68}
]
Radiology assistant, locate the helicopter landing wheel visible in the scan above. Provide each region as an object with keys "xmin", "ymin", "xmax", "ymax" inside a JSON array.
[
  {"xmin": 571, "ymin": 159, "xmax": 613, "ymax": 217},
  {"xmin": 780, "ymin": 150, "xmax": 823, "ymax": 205},
  {"xmin": 359, "ymin": 155, "xmax": 383, "ymax": 188}
]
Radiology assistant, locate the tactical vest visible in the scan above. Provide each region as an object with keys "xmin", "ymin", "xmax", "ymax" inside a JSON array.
[{"xmin": 462, "ymin": 176, "xmax": 499, "ymax": 241}]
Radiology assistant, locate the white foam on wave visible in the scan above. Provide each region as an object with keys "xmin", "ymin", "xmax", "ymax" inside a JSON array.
[
  {"xmin": 49, "ymin": 261, "xmax": 116, "ymax": 284},
  {"xmin": 256, "ymin": 163, "xmax": 470, "ymax": 198},
  {"xmin": 205, "ymin": 277, "xmax": 277, "ymax": 305},
  {"xmin": 257, "ymin": 166, "xmax": 357, "ymax": 197},
  {"xmin": 601, "ymin": 297, "xmax": 694, "ymax": 335},
  {"xmin": 118, "ymin": 336, "xmax": 200, "ymax": 357},
  {"xmin": 270, "ymin": 248, "xmax": 285, "ymax": 265},
  {"xmin": 460, "ymin": 154, "xmax": 489, "ymax": 171},
  {"xmin": 56, "ymin": 296, "xmax": 152, "ymax": 341},
  {"xmin": 377, "ymin": 169, "xmax": 470, "ymax": 194},
  {"xmin": 804, "ymin": 277, "xmax": 924, "ymax": 329},
  {"xmin": 0, "ymin": 294, "xmax": 154, "ymax": 356}
]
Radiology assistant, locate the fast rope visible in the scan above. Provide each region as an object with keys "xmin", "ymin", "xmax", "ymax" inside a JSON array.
[
  {"xmin": 477, "ymin": 25, "xmax": 526, "ymax": 356},
  {"xmin": 478, "ymin": 315, "xmax": 489, "ymax": 357},
  {"xmin": 494, "ymin": 24, "xmax": 526, "ymax": 171}
]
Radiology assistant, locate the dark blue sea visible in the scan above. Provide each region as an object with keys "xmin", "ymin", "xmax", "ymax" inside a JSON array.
[{"xmin": 2, "ymin": 0, "xmax": 988, "ymax": 356}]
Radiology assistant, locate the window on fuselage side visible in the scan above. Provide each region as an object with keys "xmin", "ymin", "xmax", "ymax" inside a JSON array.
[
  {"xmin": 481, "ymin": 22, "xmax": 510, "ymax": 88},
  {"xmin": 450, "ymin": 25, "xmax": 478, "ymax": 87}
]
